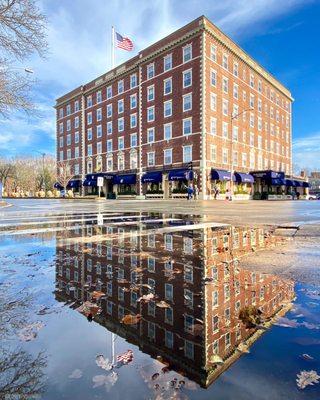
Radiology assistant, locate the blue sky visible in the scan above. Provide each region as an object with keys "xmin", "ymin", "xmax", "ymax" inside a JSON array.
[{"xmin": 0, "ymin": 0, "xmax": 319, "ymax": 171}]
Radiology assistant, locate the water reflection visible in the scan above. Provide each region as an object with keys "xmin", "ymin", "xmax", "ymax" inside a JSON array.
[{"xmin": 54, "ymin": 214, "xmax": 294, "ymax": 388}]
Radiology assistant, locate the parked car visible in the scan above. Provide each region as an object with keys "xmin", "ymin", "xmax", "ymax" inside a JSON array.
[{"xmin": 306, "ymin": 193, "xmax": 320, "ymax": 200}]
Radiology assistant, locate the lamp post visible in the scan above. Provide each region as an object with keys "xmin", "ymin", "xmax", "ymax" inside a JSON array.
[{"xmin": 230, "ymin": 108, "xmax": 253, "ymax": 200}]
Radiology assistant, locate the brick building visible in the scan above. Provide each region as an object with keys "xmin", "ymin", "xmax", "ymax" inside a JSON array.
[
  {"xmin": 55, "ymin": 16, "xmax": 298, "ymax": 199},
  {"xmin": 55, "ymin": 214, "xmax": 294, "ymax": 386}
]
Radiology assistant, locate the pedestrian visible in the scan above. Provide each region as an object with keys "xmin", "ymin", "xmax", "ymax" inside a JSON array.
[
  {"xmin": 214, "ymin": 186, "xmax": 220, "ymax": 200},
  {"xmin": 297, "ymin": 192, "xmax": 300, "ymax": 200},
  {"xmin": 194, "ymin": 185, "xmax": 199, "ymax": 200},
  {"xmin": 187, "ymin": 184, "xmax": 194, "ymax": 200}
]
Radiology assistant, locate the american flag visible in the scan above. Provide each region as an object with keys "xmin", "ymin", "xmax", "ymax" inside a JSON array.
[{"xmin": 115, "ymin": 32, "xmax": 133, "ymax": 51}]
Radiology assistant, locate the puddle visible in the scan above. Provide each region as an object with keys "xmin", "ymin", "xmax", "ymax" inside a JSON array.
[{"xmin": 0, "ymin": 212, "xmax": 319, "ymax": 399}]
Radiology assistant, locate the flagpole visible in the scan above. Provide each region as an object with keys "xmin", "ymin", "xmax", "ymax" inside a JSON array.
[{"xmin": 111, "ymin": 26, "xmax": 115, "ymax": 69}]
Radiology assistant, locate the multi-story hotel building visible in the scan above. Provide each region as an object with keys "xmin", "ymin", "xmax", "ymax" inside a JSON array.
[
  {"xmin": 55, "ymin": 15, "xmax": 298, "ymax": 199},
  {"xmin": 55, "ymin": 214, "xmax": 294, "ymax": 387}
]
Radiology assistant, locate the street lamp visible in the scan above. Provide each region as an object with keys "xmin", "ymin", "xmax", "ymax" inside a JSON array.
[
  {"xmin": 230, "ymin": 107, "xmax": 254, "ymax": 200},
  {"xmin": 0, "ymin": 66, "xmax": 34, "ymax": 74}
]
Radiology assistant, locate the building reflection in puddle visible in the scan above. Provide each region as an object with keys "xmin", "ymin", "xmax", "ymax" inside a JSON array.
[{"xmin": 55, "ymin": 213, "xmax": 294, "ymax": 388}]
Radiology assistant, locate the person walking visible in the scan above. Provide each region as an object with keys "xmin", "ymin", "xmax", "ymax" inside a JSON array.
[
  {"xmin": 187, "ymin": 184, "xmax": 194, "ymax": 200},
  {"xmin": 214, "ymin": 185, "xmax": 220, "ymax": 200}
]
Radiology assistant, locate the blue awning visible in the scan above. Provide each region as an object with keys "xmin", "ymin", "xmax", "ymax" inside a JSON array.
[
  {"xmin": 285, "ymin": 179, "xmax": 294, "ymax": 187},
  {"xmin": 211, "ymin": 169, "xmax": 233, "ymax": 181},
  {"xmin": 293, "ymin": 180, "xmax": 302, "ymax": 187},
  {"xmin": 113, "ymin": 174, "xmax": 136, "ymax": 185},
  {"xmin": 269, "ymin": 178, "xmax": 286, "ymax": 186},
  {"xmin": 54, "ymin": 182, "xmax": 63, "ymax": 190},
  {"xmin": 83, "ymin": 179, "xmax": 96, "ymax": 187},
  {"xmin": 141, "ymin": 171, "xmax": 162, "ymax": 183},
  {"xmin": 67, "ymin": 179, "xmax": 81, "ymax": 189},
  {"xmin": 302, "ymin": 182, "xmax": 310, "ymax": 188},
  {"xmin": 168, "ymin": 169, "xmax": 194, "ymax": 181},
  {"xmin": 251, "ymin": 170, "xmax": 285, "ymax": 179},
  {"xmin": 234, "ymin": 172, "xmax": 254, "ymax": 184}
]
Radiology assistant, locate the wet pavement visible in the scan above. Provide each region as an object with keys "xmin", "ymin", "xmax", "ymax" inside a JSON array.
[{"xmin": 0, "ymin": 203, "xmax": 320, "ymax": 399}]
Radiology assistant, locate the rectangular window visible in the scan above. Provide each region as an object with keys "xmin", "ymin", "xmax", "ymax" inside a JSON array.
[
  {"xmin": 118, "ymin": 136, "xmax": 124, "ymax": 150},
  {"xmin": 210, "ymin": 145, "xmax": 217, "ymax": 161},
  {"xmin": 130, "ymin": 113, "xmax": 137, "ymax": 128},
  {"xmin": 118, "ymin": 80, "xmax": 124, "ymax": 94},
  {"xmin": 222, "ymin": 122, "xmax": 228, "ymax": 138},
  {"xmin": 67, "ymin": 134, "xmax": 71, "ymax": 145},
  {"xmin": 222, "ymin": 53, "xmax": 228, "ymax": 69},
  {"xmin": 183, "ymin": 94, "xmax": 192, "ymax": 112},
  {"xmin": 147, "ymin": 63, "xmax": 154, "ymax": 79},
  {"xmin": 232, "ymin": 126, "xmax": 238, "ymax": 141},
  {"xmin": 107, "ymin": 121, "xmax": 112, "ymax": 135},
  {"xmin": 222, "ymin": 99, "xmax": 228, "ymax": 116},
  {"xmin": 183, "ymin": 69, "xmax": 192, "ymax": 88},
  {"xmin": 222, "ymin": 77, "xmax": 228, "ymax": 94},
  {"xmin": 107, "ymin": 85, "xmax": 112, "ymax": 99},
  {"xmin": 233, "ymin": 62, "xmax": 239, "ymax": 77},
  {"xmin": 87, "ymin": 112, "xmax": 92, "ymax": 125},
  {"xmin": 87, "ymin": 96, "xmax": 92, "ymax": 107},
  {"xmin": 211, "ymin": 69, "xmax": 217, "ymax": 86},
  {"xmin": 59, "ymin": 123, "xmax": 63, "ymax": 134},
  {"xmin": 164, "ymin": 100, "xmax": 172, "ymax": 117},
  {"xmin": 164, "ymin": 54, "xmax": 172, "ymax": 71},
  {"xmin": 97, "ymin": 125, "xmax": 102, "ymax": 138},
  {"xmin": 210, "ymin": 44, "xmax": 217, "ymax": 61},
  {"xmin": 183, "ymin": 118, "xmax": 192, "ymax": 135},
  {"xmin": 96, "ymin": 108, "xmax": 102, "ymax": 122},
  {"xmin": 59, "ymin": 136, "xmax": 63, "ymax": 148},
  {"xmin": 130, "ymin": 73, "xmax": 137, "ymax": 88},
  {"xmin": 97, "ymin": 141, "xmax": 102, "ymax": 154},
  {"xmin": 87, "ymin": 128, "xmax": 92, "ymax": 140},
  {"xmin": 96, "ymin": 90, "xmax": 102, "ymax": 103},
  {"xmin": 164, "ymin": 148, "xmax": 172, "ymax": 165},
  {"xmin": 118, "ymin": 99, "xmax": 124, "ymax": 114},
  {"xmin": 233, "ymin": 84, "xmax": 239, "ymax": 99},
  {"xmin": 147, "ymin": 151, "xmax": 155, "ymax": 167},
  {"xmin": 210, "ymin": 93, "xmax": 217, "ymax": 111},
  {"xmin": 163, "ymin": 123, "xmax": 172, "ymax": 140},
  {"xmin": 130, "ymin": 133, "xmax": 137, "ymax": 147},
  {"xmin": 74, "ymin": 116, "xmax": 79, "ymax": 128},
  {"xmin": 147, "ymin": 106, "xmax": 155, "ymax": 122},
  {"xmin": 118, "ymin": 117, "xmax": 124, "ymax": 132},
  {"xmin": 130, "ymin": 93, "xmax": 137, "ymax": 109},
  {"xmin": 183, "ymin": 44, "xmax": 192, "ymax": 63},
  {"xmin": 87, "ymin": 144, "xmax": 92, "ymax": 156},
  {"xmin": 106, "ymin": 157, "xmax": 113, "ymax": 171},
  {"xmin": 222, "ymin": 148, "xmax": 228, "ymax": 164},
  {"xmin": 107, "ymin": 104, "xmax": 112, "ymax": 118},
  {"xmin": 183, "ymin": 145, "xmax": 192, "ymax": 163},
  {"xmin": 75, "ymin": 132, "xmax": 79, "ymax": 144},
  {"xmin": 164, "ymin": 78, "xmax": 172, "ymax": 95},
  {"xmin": 59, "ymin": 108, "xmax": 63, "ymax": 118},
  {"xmin": 107, "ymin": 139, "xmax": 112, "ymax": 153},
  {"xmin": 147, "ymin": 127, "xmax": 155, "ymax": 143},
  {"xmin": 66, "ymin": 119, "xmax": 71, "ymax": 131},
  {"xmin": 147, "ymin": 85, "xmax": 155, "ymax": 101},
  {"xmin": 210, "ymin": 117, "xmax": 217, "ymax": 135}
]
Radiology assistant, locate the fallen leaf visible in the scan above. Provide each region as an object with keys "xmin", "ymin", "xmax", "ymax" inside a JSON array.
[
  {"xmin": 121, "ymin": 314, "xmax": 142, "ymax": 325},
  {"xmin": 69, "ymin": 369, "xmax": 83, "ymax": 379},
  {"xmin": 96, "ymin": 355, "xmax": 113, "ymax": 371}
]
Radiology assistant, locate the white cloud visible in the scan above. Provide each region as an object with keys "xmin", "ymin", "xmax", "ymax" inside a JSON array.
[
  {"xmin": 292, "ymin": 133, "xmax": 320, "ymax": 171},
  {"xmin": 0, "ymin": 0, "xmax": 314, "ymax": 157}
]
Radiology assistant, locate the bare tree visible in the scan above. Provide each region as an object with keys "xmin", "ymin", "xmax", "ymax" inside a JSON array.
[
  {"xmin": 0, "ymin": 0, "xmax": 47, "ymax": 116},
  {"xmin": 56, "ymin": 160, "xmax": 74, "ymax": 193},
  {"xmin": 0, "ymin": 157, "xmax": 15, "ymax": 193}
]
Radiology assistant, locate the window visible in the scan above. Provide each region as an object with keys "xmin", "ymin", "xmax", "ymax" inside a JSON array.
[
  {"xmin": 96, "ymin": 90, "xmax": 102, "ymax": 103},
  {"xmin": 233, "ymin": 84, "xmax": 239, "ymax": 99},
  {"xmin": 97, "ymin": 125, "xmax": 102, "ymax": 138},
  {"xmin": 210, "ymin": 44, "xmax": 217, "ymax": 61},
  {"xmin": 250, "ymin": 74, "xmax": 254, "ymax": 88},
  {"xmin": 66, "ymin": 104, "xmax": 71, "ymax": 115},
  {"xmin": 118, "ymin": 80, "xmax": 124, "ymax": 94},
  {"xmin": 222, "ymin": 53, "xmax": 228, "ymax": 69},
  {"xmin": 250, "ymin": 94, "xmax": 254, "ymax": 108},
  {"xmin": 74, "ymin": 164, "xmax": 79, "ymax": 175},
  {"xmin": 107, "ymin": 85, "xmax": 112, "ymax": 99},
  {"xmin": 130, "ymin": 113, "xmax": 137, "ymax": 128},
  {"xmin": 232, "ymin": 126, "xmax": 238, "ymax": 141},
  {"xmin": 164, "ymin": 78, "xmax": 172, "ymax": 95},
  {"xmin": 210, "ymin": 93, "xmax": 217, "ymax": 111},
  {"xmin": 164, "ymin": 54, "xmax": 172, "ymax": 71},
  {"xmin": 210, "ymin": 117, "xmax": 217, "ymax": 135},
  {"xmin": 87, "ymin": 144, "xmax": 92, "ymax": 156},
  {"xmin": 95, "ymin": 108, "xmax": 102, "ymax": 122},
  {"xmin": 118, "ymin": 99, "xmax": 124, "ymax": 114},
  {"xmin": 242, "ymin": 152, "xmax": 247, "ymax": 167},
  {"xmin": 118, "ymin": 117, "xmax": 124, "ymax": 132},
  {"xmin": 147, "ymin": 85, "xmax": 155, "ymax": 101},
  {"xmin": 118, "ymin": 154, "xmax": 124, "ymax": 170},
  {"xmin": 130, "ymin": 133, "xmax": 137, "ymax": 147},
  {"xmin": 164, "ymin": 100, "xmax": 172, "ymax": 117},
  {"xmin": 87, "ymin": 112, "xmax": 92, "ymax": 125},
  {"xmin": 165, "ymin": 330, "xmax": 173, "ymax": 348},
  {"xmin": 165, "ymin": 283, "xmax": 173, "ymax": 300},
  {"xmin": 147, "ymin": 63, "xmax": 154, "ymax": 79},
  {"xmin": 118, "ymin": 137, "xmax": 124, "ymax": 150},
  {"xmin": 107, "ymin": 139, "xmax": 112, "ymax": 153},
  {"xmin": 59, "ymin": 123, "xmax": 63, "ymax": 134},
  {"xmin": 222, "ymin": 148, "xmax": 228, "ymax": 164},
  {"xmin": 130, "ymin": 73, "xmax": 137, "ymax": 88},
  {"xmin": 233, "ymin": 62, "xmax": 239, "ymax": 77},
  {"xmin": 183, "ymin": 69, "xmax": 192, "ymax": 88},
  {"xmin": 210, "ymin": 145, "xmax": 217, "ymax": 161},
  {"xmin": 66, "ymin": 119, "xmax": 71, "ymax": 131},
  {"xmin": 59, "ymin": 136, "xmax": 63, "ymax": 147},
  {"xmin": 233, "ymin": 150, "xmax": 238, "ymax": 165},
  {"xmin": 183, "ymin": 145, "xmax": 192, "ymax": 163},
  {"xmin": 147, "ymin": 106, "xmax": 155, "ymax": 122},
  {"xmin": 185, "ymin": 340, "xmax": 194, "ymax": 359},
  {"xmin": 87, "ymin": 128, "xmax": 92, "ymax": 140},
  {"xmin": 183, "ymin": 118, "xmax": 192, "ymax": 135},
  {"xmin": 164, "ymin": 148, "xmax": 172, "ymax": 165},
  {"xmin": 107, "ymin": 121, "xmax": 112, "ymax": 135},
  {"xmin": 222, "ymin": 99, "xmax": 228, "ymax": 116},
  {"xmin": 250, "ymin": 113, "xmax": 254, "ymax": 128},
  {"xmin": 130, "ymin": 94, "xmax": 137, "ymax": 109},
  {"xmin": 164, "ymin": 123, "xmax": 172, "ymax": 140},
  {"xmin": 87, "ymin": 96, "xmax": 92, "ymax": 107},
  {"xmin": 75, "ymin": 132, "xmax": 79, "ymax": 144},
  {"xmin": 183, "ymin": 94, "xmax": 192, "ymax": 112},
  {"xmin": 147, "ymin": 151, "xmax": 155, "ymax": 167},
  {"xmin": 211, "ymin": 69, "xmax": 217, "ymax": 86},
  {"xmin": 183, "ymin": 44, "xmax": 192, "ymax": 63},
  {"xmin": 107, "ymin": 104, "xmax": 112, "ymax": 118},
  {"xmin": 106, "ymin": 156, "xmax": 113, "ymax": 171},
  {"xmin": 222, "ymin": 77, "xmax": 228, "ymax": 94},
  {"xmin": 130, "ymin": 152, "xmax": 137, "ymax": 169},
  {"xmin": 59, "ymin": 108, "xmax": 63, "ymax": 118},
  {"xmin": 74, "ymin": 116, "xmax": 79, "ymax": 128},
  {"xmin": 97, "ymin": 142, "xmax": 102, "ymax": 154},
  {"xmin": 222, "ymin": 122, "xmax": 228, "ymax": 138},
  {"xmin": 147, "ymin": 127, "xmax": 155, "ymax": 143},
  {"xmin": 59, "ymin": 150, "xmax": 63, "ymax": 161}
]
